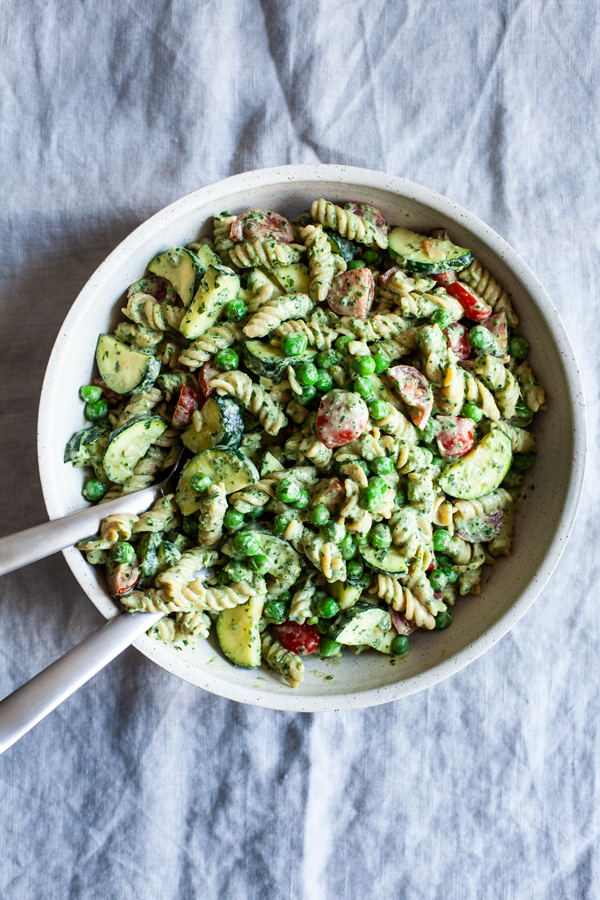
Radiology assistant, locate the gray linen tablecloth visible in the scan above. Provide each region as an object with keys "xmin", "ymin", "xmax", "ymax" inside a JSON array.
[{"xmin": 1, "ymin": 2, "xmax": 598, "ymax": 897}]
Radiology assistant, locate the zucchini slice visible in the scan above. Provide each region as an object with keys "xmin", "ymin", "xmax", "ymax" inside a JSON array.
[
  {"xmin": 388, "ymin": 227, "xmax": 473, "ymax": 275},
  {"xmin": 216, "ymin": 594, "xmax": 265, "ymax": 668},
  {"xmin": 176, "ymin": 449, "xmax": 259, "ymax": 515},
  {"xmin": 95, "ymin": 334, "xmax": 161, "ymax": 395},
  {"xmin": 64, "ymin": 425, "xmax": 108, "ymax": 464},
  {"xmin": 329, "ymin": 601, "xmax": 391, "ymax": 646},
  {"xmin": 181, "ymin": 396, "xmax": 244, "ymax": 454},
  {"xmin": 438, "ymin": 427, "xmax": 512, "ymax": 500},
  {"xmin": 271, "ymin": 263, "xmax": 311, "ymax": 295},
  {"xmin": 359, "ymin": 544, "xmax": 409, "ymax": 577},
  {"xmin": 328, "ymin": 580, "xmax": 362, "ymax": 611},
  {"xmin": 103, "ymin": 416, "xmax": 167, "ymax": 484},
  {"xmin": 246, "ymin": 268, "xmax": 284, "ymax": 300},
  {"xmin": 147, "ymin": 247, "xmax": 204, "ymax": 306},
  {"xmin": 242, "ymin": 340, "xmax": 316, "ymax": 379},
  {"xmin": 193, "ymin": 242, "xmax": 223, "ymax": 270},
  {"xmin": 137, "ymin": 532, "xmax": 162, "ymax": 578},
  {"xmin": 324, "ymin": 228, "xmax": 359, "ymax": 263},
  {"xmin": 259, "ymin": 450, "xmax": 285, "ymax": 477},
  {"xmin": 179, "ymin": 264, "xmax": 241, "ymax": 339}
]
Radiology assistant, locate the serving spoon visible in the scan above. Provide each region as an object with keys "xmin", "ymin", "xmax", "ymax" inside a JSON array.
[{"xmin": 0, "ymin": 456, "xmax": 191, "ymax": 754}]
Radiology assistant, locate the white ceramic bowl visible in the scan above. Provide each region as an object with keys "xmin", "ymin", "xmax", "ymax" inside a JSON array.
[{"xmin": 37, "ymin": 165, "xmax": 586, "ymax": 711}]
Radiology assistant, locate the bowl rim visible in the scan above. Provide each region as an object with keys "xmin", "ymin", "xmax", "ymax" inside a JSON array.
[{"xmin": 37, "ymin": 163, "xmax": 587, "ymax": 711}]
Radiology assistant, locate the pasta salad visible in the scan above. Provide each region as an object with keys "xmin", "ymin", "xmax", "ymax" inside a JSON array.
[{"xmin": 66, "ymin": 199, "xmax": 546, "ymax": 687}]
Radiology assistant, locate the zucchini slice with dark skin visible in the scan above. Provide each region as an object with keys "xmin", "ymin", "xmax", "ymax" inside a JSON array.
[
  {"xmin": 328, "ymin": 601, "xmax": 391, "ymax": 646},
  {"xmin": 181, "ymin": 396, "xmax": 244, "ymax": 454},
  {"xmin": 358, "ymin": 544, "xmax": 409, "ymax": 577},
  {"xmin": 95, "ymin": 334, "xmax": 161, "ymax": 395},
  {"xmin": 147, "ymin": 247, "xmax": 204, "ymax": 307},
  {"xmin": 103, "ymin": 416, "xmax": 167, "ymax": 484},
  {"xmin": 388, "ymin": 226, "xmax": 473, "ymax": 274},
  {"xmin": 216, "ymin": 594, "xmax": 265, "ymax": 668},
  {"xmin": 176, "ymin": 449, "xmax": 259, "ymax": 515},
  {"xmin": 179, "ymin": 265, "xmax": 241, "ymax": 339},
  {"xmin": 242, "ymin": 340, "xmax": 317, "ymax": 379}
]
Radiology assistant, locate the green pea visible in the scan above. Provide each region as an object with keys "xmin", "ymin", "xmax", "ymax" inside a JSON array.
[
  {"xmin": 215, "ymin": 348, "xmax": 239, "ymax": 371},
  {"xmin": 310, "ymin": 505, "xmax": 330, "ymax": 526},
  {"xmin": 358, "ymin": 570, "xmax": 373, "ymax": 590},
  {"xmin": 391, "ymin": 635, "xmax": 410, "ymax": 656},
  {"xmin": 225, "ymin": 560, "xmax": 250, "ymax": 582},
  {"xmin": 85, "ymin": 399, "xmax": 108, "ymax": 421},
  {"xmin": 291, "ymin": 489, "xmax": 310, "ymax": 510},
  {"xmin": 245, "ymin": 506, "xmax": 263, "ymax": 518},
  {"xmin": 369, "ymin": 524, "xmax": 392, "ymax": 549},
  {"xmin": 354, "ymin": 375, "xmax": 375, "ymax": 401},
  {"xmin": 363, "ymin": 248, "xmax": 382, "ymax": 266},
  {"xmin": 469, "ymin": 325, "xmax": 498, "ymax": 355},
  {"xmin": 315, "ymin": 349, "xmax": 341, "ymax": 370},
  {"xmin": 79, "ymin": 385, "xmax": 102, "ymax": 403},
  {"xmin": 435, "ymin": 554, "xmax": 451, "ymax": 568},
  {"xmin": 462, "ymin": 401, "xmax": 483, "ymax": 423},
  {"xmin": 296, "ymin": 361, "xmax": 318, "ymax": 386},
  {"xmin": 276, "ymin": 478, "xmax": 302, "ymax": 503},
  {"xmin": 373, "ymin": 352, "xmax": 390, "ymax": 374},
  {"xmin": 224, "ymin": 508, "xmax": 244, "ymax": 530},
  {"xmin": 182, "ymin": 514, "xmax": 199, "ymax": 536},
  {"xmin": 249, "ymin": 553, "xmax": 271, "ymax": 575},
  {"xmin": 368, "ymin": 399, "xmax": 388, "ymax": 420},
  {"xmin": 346, "ymin": 260, "xmax": 365, "ymax": 271},
  {"xmin": 294, "ymin": 385, "xmax": 317, "ymax": 406},
  {"xmin": 334, "ymin": 335, "xmax": 353, "ymax": 354},
  {"xmin": 512, "ymin": 452, "xmax": 535, "ymax": 471},
  {"xmin": 346, "ymin": 560, "xmax": 364, "ymax": 581},
  {"xmin": 264, "ymin": 600, "xmax": 287, "ymax": 624},
  {"xmin": 314, "ymin": 368, "xmax": 333, "ymax": 392},
  {"xmin": 514, "ymin": 399, "xmax": 532, "ymax": 420},
  {"xmin": 503, "ymin": 470, "xmax": 524, "ymax": 489},
  {"xmin": 190, "ymin": 472, "xmax": 211, "ymax": 493},
  {"xmin": 323, "ymin": 521, "xmax": 346, "ymax": 543},
  {"xmin": 359, "ymin": 481, "xmax": 387, "ymax": 512},
  {"xmin": 430, "ymin": 308, "xmax": 453, "ymax": 329},
  {"xmin": 434, "ymin": 610, "xmax": 453, "ymax": 630},
  {"xmin": 281, "ymin": 333, "xmax": 308, "ymax": 357},
  {"xmin": 429, "ymin": 569, "xmax": 448, "ymax": 591},
  {"xmin": 369, "ymin": 475, "xmax": 387, "ymax": 492},
  {"xmin": 273, "ymin": 512, "xmax": 294, "ymax": 535},
  {"xmin": 320, "ymin": 636, "xmax": 342, "ymax": 656},
  {"xmin": 234, "ymin": 531, "xmax": 261, "ymax": 556},
  {"xmin": 111, "ymin": 541, "xmax": 136, "ymax": 565},
  {"xmin": 352, "ymin": 532, "xmax": 369, "ymax": 546},
  {"xmin": 369, "ymin": 456, "xmax": 394, "ymax": 476},
  {"xmin": 225, "ymin": 298, "xmax": 247, "ymax": 322},
  {"xmin": 509, "ymin": 335, "xmax": 529, "ymax": 359},
  {"xmin": 339, "ymin": 533, "xmax": 357, "ymax": 559},
  {"xmin": 316, "ymin": 597, "xmax": 340, "ymax": 619},
  {"xmin": 316, "ymin": 619, "xmax": 331, "ymax": 635},
  {"xmin": 352, "ymin": 355, "xmax": 376, "ymax": 376},
  {"xmin": 278, "ymin": 591, "xmax": 292, "ymax": 605},
  {"xmin": 433, "ymin": 529, "xmax": 453, "ymax": 552},
  {"xmin": 82, "ymin": 479, "xmax": 106, "ymax": 501}
]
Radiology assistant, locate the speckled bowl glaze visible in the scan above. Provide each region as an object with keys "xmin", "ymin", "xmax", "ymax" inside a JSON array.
[{"xmin": 37, "ymin": 165, "xmax": 586, "ymax": 711}]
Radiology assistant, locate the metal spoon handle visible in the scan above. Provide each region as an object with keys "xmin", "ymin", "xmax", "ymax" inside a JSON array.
[
  {"xmin": 0, "ymin": 611, "xmax": 162, "ymax": 754},
  {"xmin": 0, "ymin": 485, "xmax": 161, "ymax": 577}
]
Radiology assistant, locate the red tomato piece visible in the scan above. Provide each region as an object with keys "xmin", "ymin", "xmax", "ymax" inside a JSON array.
[
  {"xmin": 316, "ymin": 390, "xmax": 369, "ymax": 448},
  {"xmin": 431, "ymin": 270, "xmax": 457, "ymax": 287},
  {"xmin": 276, "ymin": 622, "xmax": 320, "ymax": 655},
  {"xmin": 327, "ymin": 268, "xmax": 374, "ymax": 318},
  {"xmin": 435, "ymin": 416, "xmax": 475, "ymax": 461},
  {"xmin": 230, "ymin": 209, "xmax": 294, "ymax": 244},
  {"xmin": 446, "ymin": 282, "xmax": 492, "ymax": 322},
  {"xmin": 345, "ymin": 202, "xmax": 388, "ymax": 235},
  {"xmin": 443, "ymin": 323, "xmax": 471, "ymax": 360},
  {"xmin": 106, "ymin": 563, "xmax": 140, "ymax": 598},
  {"xmin": 310, "ymin": 478, "xmax": 346, "ymax": 514},
  {"xmin": 172, "ymin": 384, "xmax": 204, "ymax": 429},
  {"xmin": 93, "ymin": 378, "xmax": 122, "ymax": 405},
  {"xmin": 199, "ymin": 360, "xmax": 221, "ymax": 398},
  {"xmin": 482, "ymin": 312, "xmax": 508, "ymax": 353},
  {"xmin": 387, "ymin": 365, "xmax": 434, "ymax": 429}
]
